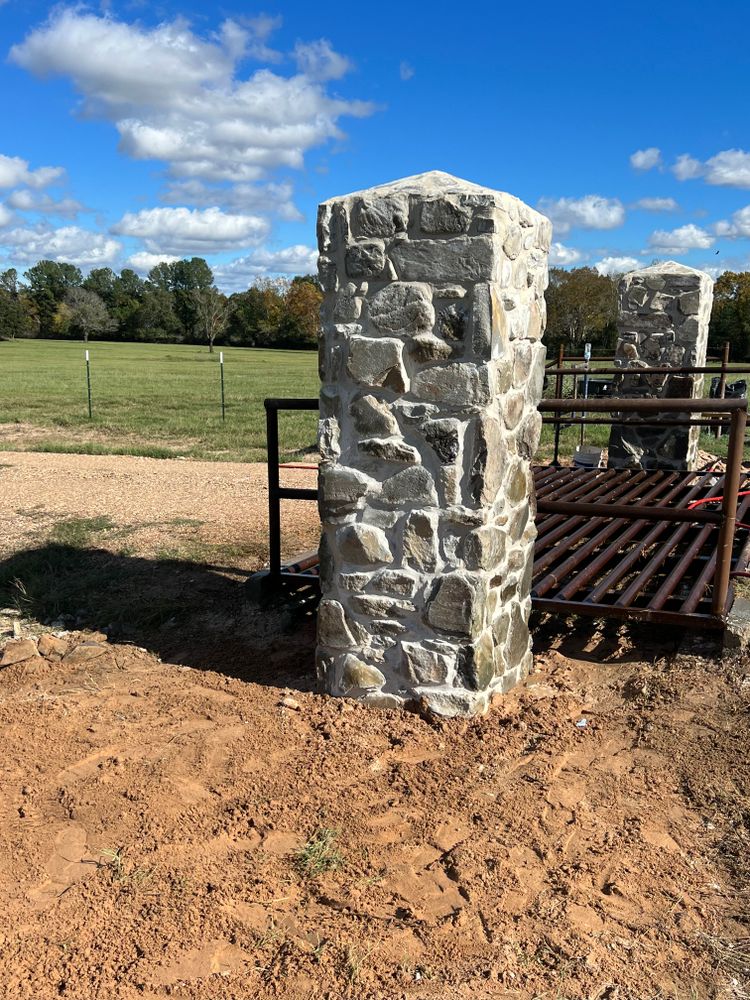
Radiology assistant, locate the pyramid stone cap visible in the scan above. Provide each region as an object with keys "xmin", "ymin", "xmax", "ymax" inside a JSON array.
[
  {"xmin": 322, "ymin": 170, "xmax": 550, "ymax": 226},
  {"xmin": 625, "ymin": 260, "xmax": 714, "ymax": 281}
]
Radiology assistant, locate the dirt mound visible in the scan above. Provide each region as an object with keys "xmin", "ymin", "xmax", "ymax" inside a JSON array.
[{"xmin": 0, "ymin": 621, "xmax": 748, "ymax": 999}]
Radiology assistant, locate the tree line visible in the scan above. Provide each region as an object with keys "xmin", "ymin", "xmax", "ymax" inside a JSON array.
[
  {"xmin": 0, "ymin": 257, "xmax": 323, "ymax": 351},
  {"xmin": 1, "ymin": 259, "xmax": 749, "ymax": 359}
]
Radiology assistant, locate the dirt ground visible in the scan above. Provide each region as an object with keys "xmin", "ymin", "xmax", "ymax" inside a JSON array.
[{"xmin": 1, "ymin": 451, "xmax": 749, "ymax": 999}]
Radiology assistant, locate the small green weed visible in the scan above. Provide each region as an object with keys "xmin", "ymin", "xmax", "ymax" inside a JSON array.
[{"xmin": 295, "ymin": 828, "xmax": 343, "ymax": 878}]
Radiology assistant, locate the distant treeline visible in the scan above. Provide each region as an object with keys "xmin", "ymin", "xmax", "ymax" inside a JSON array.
[
  {"xmin": 0, "ymin": 257, "xmax": 323, "ymax": 351},
  {"xmin": 2, "ymin": 260, "xmax": 749, "ymax": 359}
]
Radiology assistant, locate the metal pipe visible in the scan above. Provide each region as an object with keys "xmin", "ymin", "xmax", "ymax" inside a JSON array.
[
  {"xmin": 712, "ymin": 406, "xmax": 748, "ymax": 614},
  {"xmin": 545, "ymin": 364, "xmax": 750, "ymax": 376},
  {"xmin": 535, "ymin": 499, "xmax": 721, "ymax": 524},
  {"xmin": 540, "ymin": 417, "xmax": 731, "ymax": 428},
  {"xmin": 264, "ymin": 397, "xmax": 318, "ymax": 410},
  {"xmin": 539, "ymin": 397, "xmax": 747, "ymax": 413},
  {"xmin": 714, "ymin": 341, "xmax": 731, "ymax": 439},
  {"xmin": 553, "ymin": 342, "xmax": 564, "ymax": 465},
  {"xmin": 265, "ymin": 400, "xmax": 282, "ymax": 584}
]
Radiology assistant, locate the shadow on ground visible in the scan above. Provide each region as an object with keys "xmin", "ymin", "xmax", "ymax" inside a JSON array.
[{"xmin": 0, "ymin": 543, "xmax": 318, "ymax": 690}]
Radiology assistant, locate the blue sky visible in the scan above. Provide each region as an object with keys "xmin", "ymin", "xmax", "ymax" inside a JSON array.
[{"xmin": 0, "ymin": 0, "xmax": 749, "ymax": 290}]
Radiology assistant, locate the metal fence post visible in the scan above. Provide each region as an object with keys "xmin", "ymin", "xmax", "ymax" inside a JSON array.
[{"xmin": 712, "ymin": 403, "xmax": 747, "ymax": 615}]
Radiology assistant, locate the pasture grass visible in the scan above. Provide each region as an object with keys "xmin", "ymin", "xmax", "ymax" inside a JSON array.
[
  {"xmin": 0, "ymin": 339, "xmax": 319, "ymax": 463},
  {"xmin": 0, "ymin": 338, "xmax": 741, "ymax": 464}
]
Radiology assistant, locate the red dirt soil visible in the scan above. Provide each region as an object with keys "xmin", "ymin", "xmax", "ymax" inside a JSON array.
[{"xmin": 0, "ymin": 618, "xmax": 748, "ymax": 999}]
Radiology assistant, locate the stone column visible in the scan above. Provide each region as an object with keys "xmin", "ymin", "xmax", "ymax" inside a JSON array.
[
  {"xmin": 608, "ymin": 261, "xmax": 714, "ymax": 470},
  {"xmin": 316, "ymin": 171, "xmax": 550, "ymax": 717}
]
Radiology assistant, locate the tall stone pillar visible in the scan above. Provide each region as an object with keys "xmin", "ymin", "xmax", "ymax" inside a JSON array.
[
  {"xmin": 316, "ymin": 171, "xmax": 550, "ymax": 717},
  {"xmin": 608, "ymin": 261, "xmax": 714, "ymax": 470}
]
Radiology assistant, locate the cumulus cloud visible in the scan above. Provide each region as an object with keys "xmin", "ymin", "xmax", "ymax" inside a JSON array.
[
  {"xmin": 594, "ymin": 256, "xmax": 640, "ymax": 276},
  {"xmin": 671, "ymin": 154, "xmax": 703, "ymax": 181},
  {"xmin": 293, "ymin": 39, "xmax": 351, "ymax": 81},
  {"xmin": 160, "ymin": 179, "xmax": 302, "ymax": 221},
  {"xmin": 7, "ymin": 189, "xmax": 84, "ymax": 218},
  {"xmin": 647, "ymin": 223, "xmax": 714, "ymax": 253},
  {"xmin": 629, "ymin": 147, "xmax": 662, "ymax": 171},
  {"xmin": 0, "ymin": 153, "xmax": 64, "ymax": 189},
  {"xmin": 671, "ymin": 149, "xmax": 750, "ymax": 188},
  {"xmin": 631, "ymin": 197, "xmax": 679, "ymax": 212},
  {"xmin": 399, "ymin": 61, "xmax": 415, "ymax": 81},
  {"xmin": 0, "ymin": 204, "xmax": 14, "ymax": 228},
  {"xmin": 0, "ymin": 225, "xmax": 121, "ymax": 266},
  {"xmin": 714, "ymin": 205, "xmax": 750, "ymax": 239},
  {"xmin": 112, "ymin": 206, "xmax": 270, "ymax": 254},
  {"xmin": 127, "ymin": 251, "xmax": 181, "ymax": 273},
  {"xmin": 549, "ymin": 242, "xmax": 583, "ymax": 265},
  {"xmin": 10, "ymin": 11, "xmax": 373, "ymax": 186},
  {"xmin": 213, "ymin": 244, "xmax": 318, "ymax": 292},
  {"xmin": 537, "ymin": 195, "xmax": 625, "ymax": 236}
]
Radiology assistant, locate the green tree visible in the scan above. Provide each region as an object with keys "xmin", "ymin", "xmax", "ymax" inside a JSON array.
[
  {"xmin": 0, "ymin": 268, "xmax": 37, "ymax": 340},
  {"xmin": 709, "ymin": 271, "xmax": 750, "ymax": 361},
  {"xmin": 24, "ymin": 260, "xmax": 83, "ymax": 337},
  {"xmin": 279, "ymin": 277, "xmax": 322, "ymax": 347},
  {"xmin": 545, "ymin": 267, "xmax": 618, "ymax": 352}
]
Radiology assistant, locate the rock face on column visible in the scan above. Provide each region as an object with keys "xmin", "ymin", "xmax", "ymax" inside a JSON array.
[
  {"xmin": 608, "ymin": 261, "xmax": 713, "ymax": 470},
  {"xmin": 316, "ymin": 171, "xmax": 550, "ymax": 717}
]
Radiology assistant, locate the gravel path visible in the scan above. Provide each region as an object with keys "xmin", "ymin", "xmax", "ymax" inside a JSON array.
[{"xmin": 0, "ymin": 451, "xmax": 320, "ymax": 563}]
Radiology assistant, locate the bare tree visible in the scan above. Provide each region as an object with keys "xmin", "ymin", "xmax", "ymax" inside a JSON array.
[{"xmin": 192, "ymin": 285, "xmax": 230, "ymax": 353}]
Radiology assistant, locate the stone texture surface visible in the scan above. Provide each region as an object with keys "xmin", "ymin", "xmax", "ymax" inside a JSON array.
[
  {"xmin": 317, "ymin": 171, "xmax": 550, "ymax": 716},
  {"xmin": 608, "ymin": 262, "xmax": 714, "ymax": 471}
]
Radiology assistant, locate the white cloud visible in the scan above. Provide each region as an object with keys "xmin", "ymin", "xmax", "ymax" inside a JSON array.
[
  {"xmin": 0, "ymin": 153, "xmax": 64, "ymax": 189},
  {"xmin": 703, "ymin": 149, "xmax": 750, "ymax": 188},
  {"xmin": 537, "ymin": 195, "xmax": 625, "ymax": 236},
  {"xmin": 549, "ymin": 242, "xmax": 583, "ymax": 265},
  {"xmin": 630, "ymin": 147, "xmax": 661, "ymax": 171},
  {"xmin": 714, "ymin": 205, "xmax": 750, "ymax": 239},
  {"xmin": 112, "ymin": 206, "xmax": 269, "ymax": 254},
  {"xmin": 293, "ymin": 39, "xmax": 351, "ymax": 81},
  {"xmin": 647, "ymin": 223, "xmax": 714, "ymax": 253},
  {"xmin": 671, "ymin": 154, "xmax": 703, "ymax": 181},
  {"xmin": 7, "ymin": 189, "xmax": 84, "ymax": 218},
  {"xmin": 213, "ymin": 244, "xmax": 318, "ymax": 292},
  {"xmin": 160, "ymin": 179, "xmax": 302, "ymax": 221},
  {"xmin": 0, "ymin": 204, "xmax": 14, "ymax": 228},
  {"xmin": 11, "ymin": 11, "xmax": 373, "ymax": 186},
  {"xmin": 0, "ymin": 225, "xmax": 121, "ymax": 266},
  {"xmin": 671, "ymin": 148, "xmax": 750, "ymax": 188},
  {"xmin": 399, "ymin": 61, "xmax": 415, "ymax": 81},
  {"xmin": 594, "ymin": 256, "xmax": 640, "ymax": 276},
  {"xmin": 127, "ymin": 251, "xmax": 181, "ymax": 274},
  {"xmin": 632, "ymin": 197, "xmax": 679, "ymax": 212}
]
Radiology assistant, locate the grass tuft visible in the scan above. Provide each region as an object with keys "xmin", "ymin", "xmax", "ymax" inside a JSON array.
[{"xmin": 295, "ymin": 828, "xmax": 343, "ymax": 878}]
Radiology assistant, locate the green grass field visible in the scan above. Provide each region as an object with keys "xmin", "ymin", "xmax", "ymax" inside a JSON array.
[
  {"xmin": 0, "ymin": 339, "xmax": 320, "ymax": 462},
  {"xmin": 0, "ymin": 338, "xmax": 741, "ymax": 463}
]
